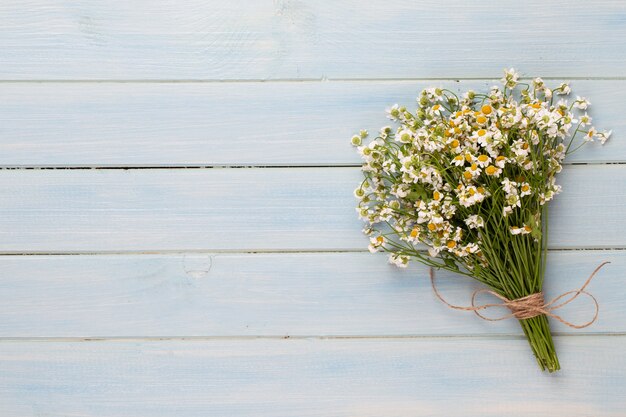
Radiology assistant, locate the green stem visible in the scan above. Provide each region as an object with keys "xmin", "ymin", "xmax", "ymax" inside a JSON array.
[{"xmin": 519, "ymin": 315, "xmax": 560, "ymax": 372}]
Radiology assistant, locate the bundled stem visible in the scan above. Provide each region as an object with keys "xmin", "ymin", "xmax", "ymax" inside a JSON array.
[
  {"xmin": 521, "ymin": 315, "xmax": 559, "ymax": 372},
  {"xmin": 474, "ymin": 202, "xmax": 559, "ymax": 372}
]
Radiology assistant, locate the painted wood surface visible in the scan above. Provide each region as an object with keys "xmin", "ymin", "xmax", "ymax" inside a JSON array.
[
  {"xmin": 1, "ymin": 0, "xmax": 625, "ymax": 415},
  {"xmin": 1, "ymin": 1, "xmax": 625, "ymax": 80},
  {"xmin": 0, "ymin": 80, "xmax": 620, "ymax": 166},
  {"xmin": 0, "ymin": 251, "xmax": 620, "ymax": 338},
  {"xmin": 0, "ymin": 165, "xmax": 623, "ymax": 252},
  {"xmin": 1, "ymin": 337, "xmax": 625, "ymax": 417}
]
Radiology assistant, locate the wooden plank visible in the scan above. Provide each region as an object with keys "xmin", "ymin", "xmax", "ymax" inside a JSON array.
[
  {"xmin": 0, "ymin": 337, "xmax": 624, "ymax": 416},
  {"xmin": 0, "ymin": 80, "xmax": 621, "ymax": 166},
  {"xmin": 0, "ymin": 1, "xmax": 625, "ymax": 80},
  {"xmin": 0, "ymin": 251, "xmax": 621, "ymax": 337},
  {"xmin": 0, "ymin": 166, "xmax": 624, "ymax": 252}
]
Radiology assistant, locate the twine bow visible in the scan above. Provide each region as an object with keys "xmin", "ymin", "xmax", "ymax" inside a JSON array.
[{"xmin": 430, "ymin": 261, "xmax": 610, "ymax": 329}]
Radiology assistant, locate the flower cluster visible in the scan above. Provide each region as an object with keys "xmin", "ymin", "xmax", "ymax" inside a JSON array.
[{"xmin": 352, "ymin": 69, "xmax": 610, "ymax": 270}]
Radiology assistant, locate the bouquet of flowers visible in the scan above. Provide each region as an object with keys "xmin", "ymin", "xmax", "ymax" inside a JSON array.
[{"xmin": 351, "ymin": 69, "xmax": 610, "ymax": 372}]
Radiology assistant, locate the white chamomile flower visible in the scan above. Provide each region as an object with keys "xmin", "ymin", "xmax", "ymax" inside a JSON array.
[
  {"xmin": 510, "ymin": 225, "xmax": 531, "ymax": 235},
  {"xmin": 407, "ymin": 227, "xmax": 420, "ymax": 243},
  {"xmin": 387, "ymin": 104, "xmax": 401, "ymax": 120},
  {"xmin": 354, "ymin": 187, "xmax": 366, "ymax": 199},
  {"xmin": 464, "ymin": 215, "xmax": 484, "ymax": 229},
  {"xmin": 388, "ymin": 253, "xmax": 409, "ymax": 268},
  {"xmin": 502, "ymin": 68, "xmax": 519, "ymax": 88},
  {"xmin": 574, "ymin": 96, "xmax": 590, "ymax": 110},
  {"xmin": 452, "ymin": 154, "xmax": 466, "ymax": 166},
  {"xmin": 556, "ymin": 82, "xmax": 571, "ymax": 95},
  {"xmin": 356, "ymin": 207, "xmax": 370, "ymax": 221},
  {"xmin": 380, "ymin": 126, "xmax": 392, "ymax": 138},
  {"xmin": 396, "ymin": 128, "xmax": 414, "ymax": 143},
  {"xmin": 351, "ymin": 135, "xmax": 362, "ymax": 146},
  {"xmin": 429, "ymin": 103, "xmax": 444, "ymax": 115},
  {"xmin": 368, "ymin": 236, "xmax": 385, "ymax": 253},
  {"xmin": 533, "ymin": 77, "xmax": 545, "ymax": 89},
  {"xmin": 475, "ymin": 154, "xmax": 491, "ymax": 168},
  {"xmin": 424, "ymin": 87, "xmax": 444, "ymax": 102},
  {"xmin": 485, "ymin": 165, "xmax": 502, "ymax": 177},
  {"xmin": 579, "ymin": 113, "xmax": 592, "ymax": 127},
  {"xmin": 464, "ymin": 242, "xmax": 480, "ymax": 254},
  {"xmin": 462, "ymin": 90, "xmax": 476, "ymax": 100},
  {"xmin": 544, "ymin": 88, "xmax": 552, "ymax": 99},
  {"xmin": 584, "ymin": 127, "xmax": 597, "ymax": 142},
  {"xmin": 520, "ymin": 182, "xmax": 532, "ymax": 197},
  {"xmin": 506, "ymin": 193, "xmax": 521, "ymax": 209},
  {"xmin": 598, "ymin": 130, "xmax": 612, "ymax": 145},
  {"xmin": 463, "ymin": 163, "xmax": 481, "ymax": 180}
]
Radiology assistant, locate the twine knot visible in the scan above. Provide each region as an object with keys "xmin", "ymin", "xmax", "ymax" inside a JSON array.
[
  {"xmin": 430, "ymin": 261, "xmax": 609, "ymax": 329},
  {"xmin": 501, "ymin": 292, "xmax": 546, "ymax": 320}
]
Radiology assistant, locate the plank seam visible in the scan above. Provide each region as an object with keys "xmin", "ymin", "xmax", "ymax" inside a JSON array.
[
  {"xmin": 0, "ymin": 248, "xmax": 624, "ymax": 256},
  {"xmin": 1, "ymin": 77, "xmax": 626, "ymax": 83},
  {"xmin": 1, "ymin": 162, "xmax": 625, "ymax": 170},
  {"xmin": 0, "ymin": 333, "xmax": 625, "ymax": 343}
]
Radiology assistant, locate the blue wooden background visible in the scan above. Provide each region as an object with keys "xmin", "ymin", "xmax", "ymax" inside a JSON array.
[{"xmin": 1, "ymin": 1, "xmax": 625, "ymax": 415}]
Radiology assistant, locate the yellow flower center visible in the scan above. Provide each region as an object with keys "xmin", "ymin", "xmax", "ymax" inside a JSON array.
[
  {"xmin": 481, "ymin": 105, "xmax": 492, "ymax": 115},
  {"xmin": 465, "ymin": 153, "xmax": 473, "ymax": 162},
  {"xmin": 427, "ymin": 223, "xmax": 437, "ymax": 231},
  {"xmin": 463, "ymin": 171, "xmax": 473, "ymax": 180},
  {"xmin": 477, "ymin": 129, "xmax": 486, "ymax": 137},
  {"xmin": 477, "ymin": 155, "xmax": 489, "ymax": 162},
  {"xmin": 450, "ymin": 139, "xmax": 460, "ymax": 148},
  {"xmin": 432, "ymin": 104, "xmax": 440, "ymax": 111},
  {"xmin": 410, "ymin": 228, "xmax": 419, "ymax": 238},
  {"xmin": 433, "ymin": 191, "xmax": 441, "ymax": 200},
  {"xmin": 521, "ymin": 185, "xmax": 530, "ymax": 192},
  {"xmin": 447, "ymin": 240, "xmax": 457, "ymax": 249},
  {"xmin": 476, "ymin": 115, "xmax": 487, "ymax": 124},
  {"xmin": 485, "ymin": 165, "xmax": 497, "ymax": 175}
]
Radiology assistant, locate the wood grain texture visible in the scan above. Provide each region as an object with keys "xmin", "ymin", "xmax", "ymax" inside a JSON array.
[
  {"xmin": 0, "ymin": 251, "xmax": 621, "ymax": 338},
  {"xmin": 1, "ymin": 337, "xmax": 625, "ymax": 417},
  {"xmin": 0, "ymin": 80, "xmax": 620, "ymax": 166},
  {"xmin": 0, "ymin": 1, "xmax": 625, "ymax": 80},
  {"xmin": 2, "ymin": 0, "xmax": 625, "ymax": 412},
  {"xmin": 0, "ymin": 166, "xmax": 622, "ymax": 252}
]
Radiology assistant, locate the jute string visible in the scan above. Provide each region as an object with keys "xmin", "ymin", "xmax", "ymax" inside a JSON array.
[{"xmin": 430, "ymin": 261, "xmax": 610, "ymax": 329}]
